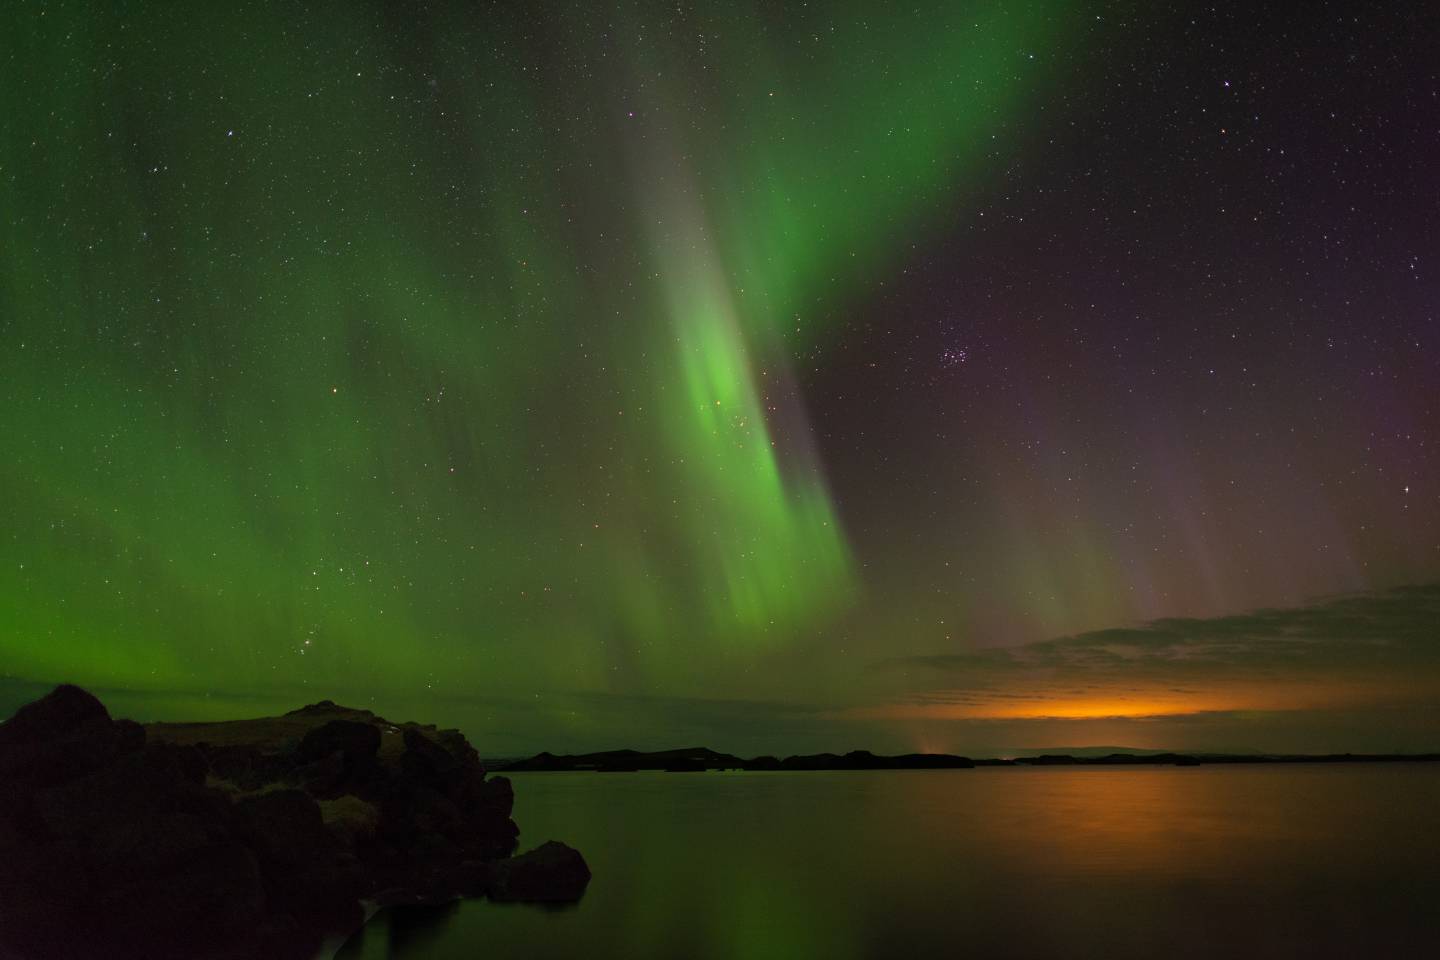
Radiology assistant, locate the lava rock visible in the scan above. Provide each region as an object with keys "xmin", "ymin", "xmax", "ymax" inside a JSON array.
[
  {"xmin": 0, "ymin": 685, "xmax": 589, "ymax": 959},
  {"xmin": 0, "ymin": 684, "xmax": 139, "ymax": 789},
  {"xmin": 298, "ymin": 719, "xmax": 381, "ymax": 764},
  {"xmin": 471, "ymin": 773, "xmax": 515, "ymax": 818},
  {"xmin": 489, "ymin": 841, "xmax": 592, "ymax": 903},
  {"xmin": 400, "ymin": 728, "xmax": 463, "ymax": 792}
]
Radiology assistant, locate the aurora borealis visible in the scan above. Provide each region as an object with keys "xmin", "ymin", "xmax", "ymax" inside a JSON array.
[{"xmin": 3, "ymin": 1, "xmax": 1438, "ymax": 756}]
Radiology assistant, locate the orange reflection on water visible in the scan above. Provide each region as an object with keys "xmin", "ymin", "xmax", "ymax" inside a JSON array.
[{"xmin": 893, "ymin": 765, "xmax": 1284, "ymax": 887}]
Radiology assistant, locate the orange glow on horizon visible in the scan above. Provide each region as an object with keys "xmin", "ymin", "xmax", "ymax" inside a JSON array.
[
  {"xmin": 855, "ymin": 693, "xmax": 1232, "ymax": 722},
  {"xmin": 847, "ymin": 676, "xmax": 1432, "ymax": 724}
]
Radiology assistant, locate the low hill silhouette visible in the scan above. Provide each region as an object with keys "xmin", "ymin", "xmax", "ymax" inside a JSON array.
[{"xmin": 500, "ymin": 746, "xmax": 1440, "ymax": 772}]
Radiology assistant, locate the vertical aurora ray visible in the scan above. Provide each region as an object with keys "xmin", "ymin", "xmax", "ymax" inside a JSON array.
[
  {"xmin": 642, "ymin": 159, "xmax": 853, "ymax": 641},
  {"xmin": 608, "ymin": 0, "xmax": 1072, "ymax": 646}
]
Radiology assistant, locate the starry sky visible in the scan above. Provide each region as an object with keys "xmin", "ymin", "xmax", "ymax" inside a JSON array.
[{"xmin": 3, "ymin": 1, "xmax": 1438, "ymax": 756}]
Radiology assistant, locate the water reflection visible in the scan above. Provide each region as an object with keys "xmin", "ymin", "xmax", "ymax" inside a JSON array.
[
  {"xmin": 337, "ymin": 765, "xmax": 1440, "ymax": 959},
  {"xmin": 338, "ymin": 902, "xmax": 456, "ymax": 959}
]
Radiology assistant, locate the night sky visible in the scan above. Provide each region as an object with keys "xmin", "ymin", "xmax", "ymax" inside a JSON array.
[{"xmin": 4, "ymin": 1, "xmax": 1438, "ymax": 756}]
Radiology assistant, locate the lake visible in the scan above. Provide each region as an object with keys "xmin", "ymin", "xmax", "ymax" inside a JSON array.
[{"xmin": 336, "ymin": 764, "xmax": 1440, "ymax": 958}]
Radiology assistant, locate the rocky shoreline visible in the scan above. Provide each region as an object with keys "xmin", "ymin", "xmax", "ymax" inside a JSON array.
[{"xmin": 0, "ymin": 685, "xmax": 588, "ymax": 960}]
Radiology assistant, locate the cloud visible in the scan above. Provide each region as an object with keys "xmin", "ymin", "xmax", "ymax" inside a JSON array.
[{"xmin": 860, "ymin": 583, "xmax": 1440, "ymax": 722}]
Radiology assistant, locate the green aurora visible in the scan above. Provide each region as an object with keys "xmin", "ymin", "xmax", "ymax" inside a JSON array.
[
  {"xmin": 2, "ymin": 2, "xmax": 1066, "ymax": 724},
  {"xmin": 6, "ymin": 2, "xmax": 1440, "ymax": 756}
]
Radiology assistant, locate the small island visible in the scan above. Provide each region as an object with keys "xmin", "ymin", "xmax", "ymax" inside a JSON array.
[{"xmin": 0, "ymin": 685, "xmax": 589, "ymax": 960}]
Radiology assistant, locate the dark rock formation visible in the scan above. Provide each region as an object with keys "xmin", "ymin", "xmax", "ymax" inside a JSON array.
[
  {"xmin": 489, "ymin": 840, "xmax": 591, "ymax": 902},
  {"xmin": 298, "ymin": 718, "xmax": 381, "ymax": 764},
  {"xmin": 0, "ymin": 682, "xmax": 140, "ymax": 787},
  {"xmin": 0, "ymin": 685, "xmax": 589, "ymax": 960}
]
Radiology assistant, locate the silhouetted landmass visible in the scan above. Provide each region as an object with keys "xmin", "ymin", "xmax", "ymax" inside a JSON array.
[
  {"xmin": 500, "ymin": 746, "xmax": 1440, "ymax": 772},
  {"xmin": 0, "ymin": 685, "xmax": 589, "ymax": 960},
  {"xmin": 998, "ymin": 752, "xmax": 1440, "ymax": 766},
  {"xmin": 504, "ymin": 747, "xmax": 977, "ymax": 771}
]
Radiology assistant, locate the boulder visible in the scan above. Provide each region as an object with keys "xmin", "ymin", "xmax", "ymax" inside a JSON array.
[
  {"xmin": 400, "ymin": 728, "xmax": 463, "ymax": 791},
  {"xmin": 488, "ymin": 841, "xmax": 591, "ymax": 903},
  {"xmin": 232, "ymin": 788, "xmax": 369, "ymax": 935},
  {"xmin": 297, "ymin": 747, "xmax": 348, "ymax": 795},
  {"xmin": 234, "ymin": 789, "xmax": 344, "ymax": 869},
  {"xmin": 0, "ymin": 684, "xmax": 139, "ymax": 788},
  {"xmin": 0, "ymin": 683, "xmax": 111, "ymax": 747},
  {"xmin": 470, "ymin": 773, "xmax": 515, "ymax": 818}
]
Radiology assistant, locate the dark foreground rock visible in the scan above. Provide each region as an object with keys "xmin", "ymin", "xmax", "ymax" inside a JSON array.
[
  {"xmin": 489, "ymin": 840, "xmax": 592, "ymax": 902},
  {"xmin": 0, "ymin": 685, "xmax": 589, "ymax": 960}
]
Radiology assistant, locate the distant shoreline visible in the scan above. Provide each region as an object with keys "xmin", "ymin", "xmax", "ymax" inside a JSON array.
[{"xmin": 494, "ymin": 747, "xmax": 1440, "ymax": 773}]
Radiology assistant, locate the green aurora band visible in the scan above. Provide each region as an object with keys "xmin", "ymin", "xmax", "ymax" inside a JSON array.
[{"xmin": 1, "ymin": 2, "xmax": 1069, "ymax": 718}]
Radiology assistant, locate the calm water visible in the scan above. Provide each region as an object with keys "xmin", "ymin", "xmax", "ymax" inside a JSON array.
[{"xmin": 337, "ymin": 765, "xmax": 1440, "ymax": 959}]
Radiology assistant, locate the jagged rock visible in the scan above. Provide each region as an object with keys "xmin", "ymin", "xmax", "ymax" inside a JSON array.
[
  {"xmin": 471, "ymin": 773, "xmax": 515, "ymax": 817},
  {"xmin": 433, "ymin": 727, "xmax": 485, "ymax": 772},
  {"xmin": 488, "ymin": 840, "xmax": 591, "ymax": 903},
  {"xmin": 38, "ymin": 747, "xmax": 232, "ymax": 874},
  {"xmin": 0, "ymin": 685, "xmax": 588, "ymax": 960},
  {"xmin": 400, "ymin": 727, "xmax": 463, "ymax": 791},
  {"xmin": 298, "ymin": 747, "xmax": 348, "ymax": 795},
  {"xmin": 234, "ymin": 789, "xmax": 345, "ymax": 869},
  {"xmin": 95, "ymin": 841, "xmax": 270, "ymax": 960},
  {"xmin": 296, "ymin": 720, "xmax": 383, "ymax": 799},
  {"xmin": 204, "ymin": 742, "xmax": 293, "ymax": 792},
  {"xmin": 298, "ymin": 718, "xmax": 381, "ymax": 764},
  {"xmin": 319, "ymin": 794, "xmax": 381, "ymax": 843},
  {"xmin": 235, "ymin": 789, "xmax": 367, "ymax": 942},
  {"xmin": 0, "ymin": 693, "xmax": 307, "ymax": 960}
]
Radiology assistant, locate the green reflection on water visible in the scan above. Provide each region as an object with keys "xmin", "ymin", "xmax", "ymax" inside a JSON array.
[{"xmin": 337, "ymin": 766, "xmax": 1440, "ymax": 959}]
